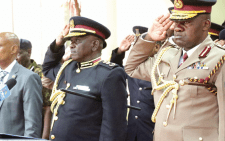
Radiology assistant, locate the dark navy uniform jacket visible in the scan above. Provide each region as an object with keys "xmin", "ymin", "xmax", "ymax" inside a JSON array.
[
  {"xmin": 110, "ymin": 48, "xmax": 155, "ymax": 141},
  {"xmin": 42, "ymin": 41, "xmax": 127, "ymax": 141}
]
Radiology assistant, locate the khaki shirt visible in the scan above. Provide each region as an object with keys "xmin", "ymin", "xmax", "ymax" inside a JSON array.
[{"xmin": 125, "ymin": 35, "xmax": 225, "ymax": 141}]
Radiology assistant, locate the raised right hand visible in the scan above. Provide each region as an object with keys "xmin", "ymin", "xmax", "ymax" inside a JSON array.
[
  {"xmin": 146, "ymin": 13, "xmax": 174, "ymax": 41},
  {"xmin": 117, "ymin": 35, "xmax": 135, "ymax": 54},
  {"xmin": 56, "ymin": 24, "xmax": 70, "ymax": 47}
]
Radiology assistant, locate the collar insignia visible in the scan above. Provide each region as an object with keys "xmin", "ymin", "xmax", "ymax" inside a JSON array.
[
  {"xmin": 76, "ymin": 57, "xmax": 102, "ymax": 73},
  {"xmin": 199, "ymin": 46, "xmax": 211, "ymax": 58}
]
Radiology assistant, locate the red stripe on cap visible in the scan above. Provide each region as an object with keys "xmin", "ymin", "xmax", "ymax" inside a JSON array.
[
  {"xmin": 75, "ymin": 25, "xmax": 105, "ymax": 39},
  {"xmin": 209, "ymin": 28, "xmax": 220, "ymax": 35},
  {"xmin": 174, "ymin": 5, "xmax": 212, "ymax": 13}
]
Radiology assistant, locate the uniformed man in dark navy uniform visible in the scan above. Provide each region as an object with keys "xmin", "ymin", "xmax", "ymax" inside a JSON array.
[
  {"xmin": 110, "ymin": 26, "xmax": 156, "ymax": 141},
  {"xmin": 42, "ymin": 16, "xmax": 127, "ymax": 141}
]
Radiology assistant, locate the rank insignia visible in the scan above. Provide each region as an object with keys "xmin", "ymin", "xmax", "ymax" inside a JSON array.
[
  {"xmin": 73, "ymin": 85, "xmax": 90, "ymax": 92},
  {"xmin": 199, "ymin": 46, "xmax": 211, "ymax": 58},
  {"xmin": 174, "ymin": 0, "xmax": 183, "ymax": 9},
  {"xmin": 70, "ymin": 19, "xmax": 75, "ymax": 28},
  {"xmin": 187, "ymin": 62, "xmax": 208, "ymax": 69}
]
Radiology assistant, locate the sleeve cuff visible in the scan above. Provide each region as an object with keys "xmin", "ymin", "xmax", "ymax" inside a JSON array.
[{"xmin": 140, "ymin": 32, "xmax": 156, "ymax": 43}]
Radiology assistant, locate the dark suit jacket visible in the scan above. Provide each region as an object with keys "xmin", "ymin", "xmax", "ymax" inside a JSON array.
[
  {"xmin": 42, "ymin": 40, "xmax": 127, "ymax": 141},
  {"xmin": 111, "ymin": 48, "xmax": 155, "ymax": 141},
  {"xmin": 0, "ymin": 62, "xmax": 43, "ymax": 138}
]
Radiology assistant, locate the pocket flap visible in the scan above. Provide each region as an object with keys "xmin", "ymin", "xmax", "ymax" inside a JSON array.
[{"xmin": 183, "ymin": 126, "xmax": 218, "ymax": 141}]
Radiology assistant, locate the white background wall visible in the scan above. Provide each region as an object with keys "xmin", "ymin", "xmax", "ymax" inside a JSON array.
[{"xmin": 0, "ymin": 0, "xmax": 224, "ymax": 64}]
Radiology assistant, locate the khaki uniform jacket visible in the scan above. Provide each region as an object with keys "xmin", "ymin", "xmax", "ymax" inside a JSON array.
[{"xmin": 125, "ymin": 35, "xmax": 225, "ymax": 141}]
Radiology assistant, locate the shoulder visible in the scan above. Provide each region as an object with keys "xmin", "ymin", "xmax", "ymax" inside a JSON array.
[
  {"xmin": 214, "ymin": 41, "xmax": 225, "ymax": 50},
  {"xmin": 97, "ymin": 60, "xmax": 126, "ymax": 78},
  {"xmin": 17, "ymin": 64, "xmax": 41, "ymax": 80},
  {"xmin": 98, "ymin": 60, "xmax": 120, "ymax": 70}
]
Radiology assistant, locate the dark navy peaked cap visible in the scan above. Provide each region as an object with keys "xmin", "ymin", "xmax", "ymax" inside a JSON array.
[
  {"xmin": 64, "ymin": 16, "xmax": 111, "ymax": 48},
  {"xmin": 20, "ymin": 39, "xmax": 32, "ymax": 50},
  {"xmin": 209, "ymin": 22, "xmax": 224, "ymax": 41},
  {"xmin": 133, "ymin": 26, "xmax": 148, "ymax": 35},
  {"xmin": 219, "ymin": 29, "xmax": 225, "ymax": 40},
  {"xmin": 168, "ymin": 7, "xmax": 174, "ymax": 14}
]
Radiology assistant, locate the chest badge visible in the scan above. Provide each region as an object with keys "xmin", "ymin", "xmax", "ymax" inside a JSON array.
[{"xmin": 73, "ymin": 85, "xmax": 90, "ymax": 92}]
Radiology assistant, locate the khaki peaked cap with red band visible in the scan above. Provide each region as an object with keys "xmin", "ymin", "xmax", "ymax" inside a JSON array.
[
  {"xmin": 64, "ymin": 16, "xmax": 111, "ymax": 48},
  {"xmin": 209, "ymin": 22, "xmax": 224, "ymax": 41},
  {"xmin": 170, "ymin": 0, "xmax": 217, "ymax": 21}
]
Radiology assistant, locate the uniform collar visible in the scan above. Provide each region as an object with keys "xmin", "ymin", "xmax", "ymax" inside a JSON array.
[
  {"xmin": 182, "ymin": 44, "xmax": 200, "ymax": 57},
  {"xmin": 76, "ymin": 56, "xmax": 102, "ymax": 73}
]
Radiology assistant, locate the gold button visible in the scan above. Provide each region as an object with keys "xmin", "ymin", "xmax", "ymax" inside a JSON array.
[
  {"xmin": 173, "ymin": 75, "xmax": 176, "ymax": 80},
  {"xmin": 199, "ymin": 137, "xmax": 203, "ymax": 141},
  {"xmin": 163, "ymin": 121, "xmax": 167, "ymax": 127},
  {"xmin": 54, "ymin": 116, "xmax": 58, "ymax": 121},
  {"xmin": 166, "ymin": 105, "xmax": 170, "ymax": 109},
  {"xmin": 51, "ymin": 135, "xmax": 55, "ymax": 139},
  {"xmin": 139, "ymin": 87, "xmax": 142, "ymax": 91},
  {"xmin": 137, "ymin": 100, "xmax": 140, "ymax": 104},
  {"xmin": 179, "ymin": 80, "xmax": 184, "ymax": 86},
  {"xmin": 135, "ymin": 116, "xmax": 138, "ymax": 119}
]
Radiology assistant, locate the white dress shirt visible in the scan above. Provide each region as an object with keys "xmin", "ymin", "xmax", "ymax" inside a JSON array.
[{"xmin": 0, "ymin": 60, "xmax": 16, "ymax": 83}]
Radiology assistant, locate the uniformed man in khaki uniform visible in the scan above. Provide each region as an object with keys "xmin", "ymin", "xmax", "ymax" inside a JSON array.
[{"xmin": 125, "ymin": 0, "xmax": 225, "ymax": 140}]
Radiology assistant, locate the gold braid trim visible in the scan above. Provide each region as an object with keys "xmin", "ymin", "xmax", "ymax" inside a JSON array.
[
  {"xmin": 150, "ymin": 47, "xmax": 180, "ymax": 125},
  {"xmin": 50, "ymin": 59, "xmax": 73, "ymax": 112},
  {"xmin": 188, "ymin": 55, "xmax": 225, "ymax": 96}
]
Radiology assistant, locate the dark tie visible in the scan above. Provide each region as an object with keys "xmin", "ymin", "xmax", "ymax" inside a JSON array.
[
  {"xmin": 0, "ymin": 70, "xmax": 8, "ymax": 85},
  {"xmin": 179, "ymin": 53, "xmax": 188, "ymax": 67}
]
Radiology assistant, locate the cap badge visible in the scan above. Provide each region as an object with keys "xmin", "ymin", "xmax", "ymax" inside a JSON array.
[
  {"xmin": 174, "ymin": 0, "xmax": 183, "ymax": 9},
  {"xmin": 70, "ymin": 19, "xmax": 75, "ymax": 28}
]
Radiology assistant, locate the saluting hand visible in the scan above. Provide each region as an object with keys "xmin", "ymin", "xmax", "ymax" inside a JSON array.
[
  {"xmin": 117, "ymin": 35, "xmax": 135, "ymax": 54},
  {"xmin": 146, "ymin": 13, "xmax": 174, "ymax": 41},
  {"xmin": 56, "ymin": 24, "xmax": 70, "ymax": 47},
  {"xmin": 74, "ymin": 0, "xmax": 81, "ymax": 16}
]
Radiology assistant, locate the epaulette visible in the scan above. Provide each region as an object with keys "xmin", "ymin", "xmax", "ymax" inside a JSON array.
[
  {"xmin": 98, "ymin": 60, "xmax": 119, "ymax": 70},
  {"xmin": 214, "ymin": 42, "xmax": 225, "ymax": 50}
]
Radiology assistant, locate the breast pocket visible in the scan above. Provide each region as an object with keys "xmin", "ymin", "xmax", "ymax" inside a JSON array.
[
  {"xmin": 158, "ymin": 62, "xmax": 171, "ymax": 78},
  {"xmin": 183, "ymin": 126, "xmax": 218, "ymax": 141}
]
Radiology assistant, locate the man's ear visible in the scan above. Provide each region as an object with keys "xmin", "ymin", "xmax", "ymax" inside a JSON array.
[
  {"xmin": 11, "ymin": 45, "xmax": 19, "ymax": 55},
  {"xmin": 92, "ymin": 40, "xmax": 100, "ymax": 51},
  {"xmin": 203, "ymin": 19, "xmax": 211, "ymax": 31}
]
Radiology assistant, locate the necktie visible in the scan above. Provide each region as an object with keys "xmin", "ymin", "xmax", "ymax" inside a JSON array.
[
  {"xmin": 183, "ymin": 53, "xmax": 188, "ymax": 62},
  {"xmin": 0, "ymin": 70, "xmax": 8, "ymax": 85},
  {"xmin": 179, "ymin": 53, "xmax": 188, "ymax": 67}
]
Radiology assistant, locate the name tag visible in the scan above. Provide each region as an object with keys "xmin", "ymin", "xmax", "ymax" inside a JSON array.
[{"xmin": 73, "ymin": 85, "xmax": 90, "ymax": 92}]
